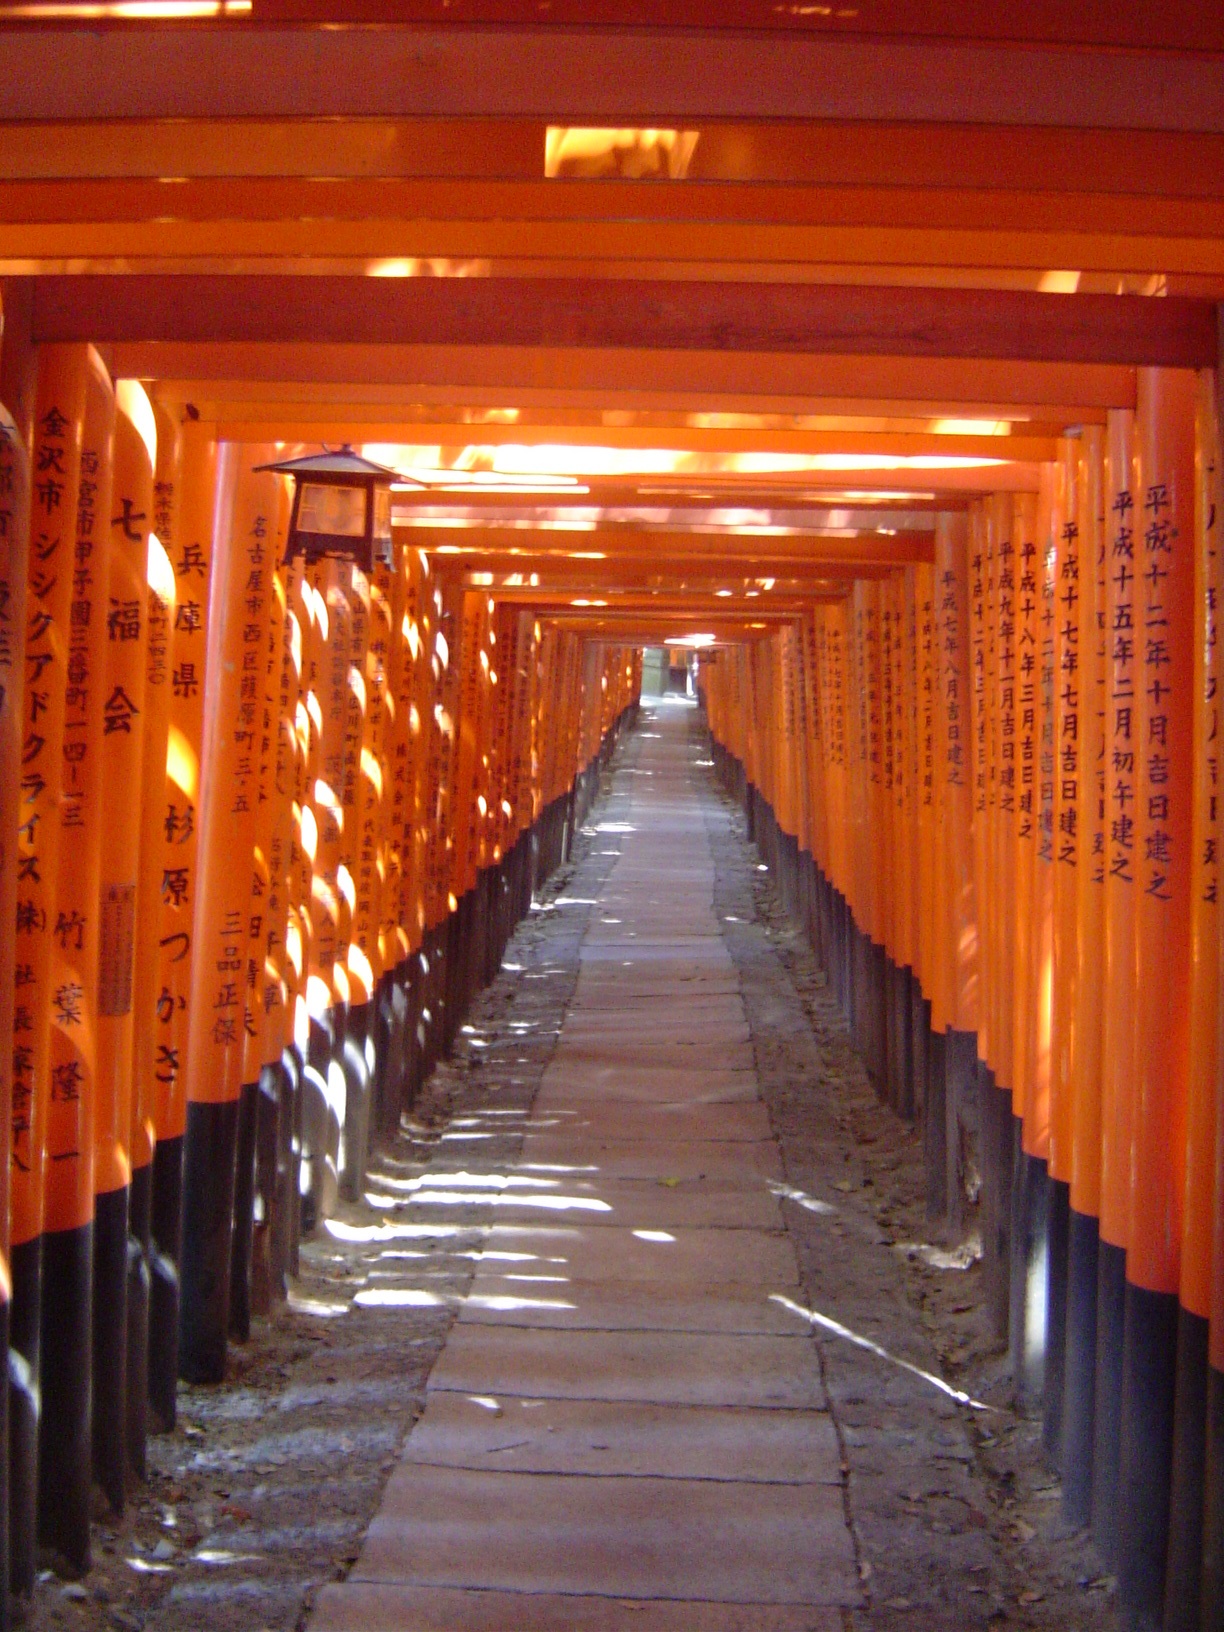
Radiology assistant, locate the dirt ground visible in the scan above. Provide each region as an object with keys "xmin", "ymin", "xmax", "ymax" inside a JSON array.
[{"xmin": 24, "ymin": 714, "xmax": 1123, "ymax": 1630}]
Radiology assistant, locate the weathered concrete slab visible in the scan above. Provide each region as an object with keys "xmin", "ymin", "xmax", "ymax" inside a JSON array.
[
  {"xmin": 560, "ymin": 1004, "xmax": 749, "ymax": 1032},
  {"xmin": 559, "ymin": 1017, "xmax": 750, "ymax": 1045},
  {"xmin": 572, "ymin": 975, "xmax": 744, "ymax": 1002},
  {"xmin": 428, "ymin": 1323, "xmax": 822, "ymax": 1409},
  {"xmin": 311, "ymin": 1584, "xmax": 847, "ymax": 1631},
  {"xmin": 535, "ymin": 1065, "xmax": 759, "ymax": 1104},
  {"xmin": 356, "ymin": 1467, "xmax": 860, "ymax": 1604},
  {"xmin": 549, "ymin": 1037, "xmax": 755, "ymax": 1068},
  {"xmin": 520, "ymin": 1135, "xmax": 784, "ymax": 1181},
  {"xmin": 476, "ymin": 1222, "xmax": 799, "ymax": 1287},
  {"xmin": 523, "ymin": 1102, "xmax": 775, "ymax": 1142},
  {"xmin": 403, "ymin": 1393, "xmax": 842, "ymax": 1482},
  {"xmin": 459, "ymin": 1275, "xmax": 810, "ymax": 1333},
  {"xmin": 578, "ymin": 945, "xmax": 736, "ymax": 968},
  {"xmin": 466, "ymin": 1175, "xmax": 785, "ymax": 1231}
]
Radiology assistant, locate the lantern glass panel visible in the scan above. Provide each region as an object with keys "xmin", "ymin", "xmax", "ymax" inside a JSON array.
[
  {"xmin": 298, "ymin": 481, "xmax": 367, "ymax": 538},
  {"xmin": 372, "ymin": 483, "xmax": 392, "ymax": 544}
]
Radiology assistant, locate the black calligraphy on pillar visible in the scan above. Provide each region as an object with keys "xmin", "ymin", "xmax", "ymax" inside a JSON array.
[{"xmin": 1109, "ymin": 487, "xmax": 1137, "ymax": 885}]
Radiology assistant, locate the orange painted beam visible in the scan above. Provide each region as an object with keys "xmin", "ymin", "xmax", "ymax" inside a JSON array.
[
  {"xmin": 106, "ymin": 343, "xmax": 1140, "ymax": 413},
  {"xmin": 209, "ymin": 420, "xmax": 1057, "ymax": 462},
  {"xmin": 33, "ymin": 277, "xmax": 1217, "ymax": 366},
  {"xmin": 249, "ymin": 1, "xmax": 1223, "ymax": 54},
  {"xmin": 144, "ymin": 374, "xmax": 1116, "ymax": 427},
  {"xmin": 7, "ymin": 179, "xmax": 1224, "ymax": 244},
  {"xmin": 0, "ymin": 25, "xmax": 1219, "ymax": 135},
  {"xmin": 408, "ymin": 526, "xmax": 935, "ymax": 564},
  {"xmin": 4, "ymin": 120, "xmax": 1222, "ymax": 198},
  {"xmin": 455, "ymin": 559, "xmax": 895, "ymax": 583}
]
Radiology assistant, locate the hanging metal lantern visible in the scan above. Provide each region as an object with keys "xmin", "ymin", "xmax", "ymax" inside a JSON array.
[{"xmin": 254, "ymin": 445, "xmax": 402, "ymax": 573}]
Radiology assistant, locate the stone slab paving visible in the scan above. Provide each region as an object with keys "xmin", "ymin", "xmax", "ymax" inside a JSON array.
[
  {"xmin": 524, "ymin": 1102, "xmax": 777, "ymax": 1140},
  {"xmin": 402, "ymin": 1393, "xmax": 842, "ymax": 1482},
  {"xmin": 519, "ymin": 1134, "xmax": 785, "ymax": 1181},
  {"xmin": 458, "ymin": 1280, "xmax": 809, "ymax": 1335},
  {"xmin": 426, "ymin": 1325, "xmax": 826, "ymax": 1408},
  {"xmin": 312, "ymin": 701, "xmax": 862, "ymax": 1629}
]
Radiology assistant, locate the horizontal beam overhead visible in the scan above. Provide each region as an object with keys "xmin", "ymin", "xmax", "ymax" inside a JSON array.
[
  {"xmin": 407, "ymin": 526, "xmax": 934, "ymax": 563},
  {"xmin": 249, "ymin": 2, "xmax": 1224, "ymax": 55},
  {"xmin": 145, "ymin": 378, "xmax": 1112, "ymax": 427},
  {"xmin": 1, "ymin": 27, "xmax": 1221, "ymax": 130},
  {"xmin": 4, "ymin": 120, "xmax": 1222, "ymax": 199},
  {"xmin": 103, "ymin": 343, "xmax": 1140, "ymax": 411},
  {"xmin": 491, "ymin": 588, "xmax": 821, "ymax": 606},
  {"xmin": 7, "ymin": 186, "xmax": 1224, "ymax": 281},
  {"xmin": 454, "ymin": 556, "xmax": 895, "ymax": 581},
  {"xmin": 35, "ymin": 277, "xmax": 1215, "ymax": 366},
  {"xmin": 210, "ymin": 420, "xmax": 1056, "ymax": 461}
]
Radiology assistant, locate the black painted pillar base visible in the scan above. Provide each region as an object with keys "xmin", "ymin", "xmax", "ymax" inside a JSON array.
[
  {"xmin": 148, "ymin": 1132, "xmax": 184, "ymax": 1431},
  {"xmin": 977, "ymin": 1067, "xmax": 1011, "ymax": 1345},
  {"xmin": 92, "ymin": 1184, "xmax": 129, "ymax": 1513},
  {"xmin": 1203, "ymin": 1364, "xmax": 1224, "ymax": 1632},
  {"xmin": 302, "ymin": 1008, "xmax": 339, "ymax": 1235},
  {"xmin": 0, "ymin": 1296, "xmax": 9, "ymax": 1628},
  {"xmin": 228, "ymin": 1077, "xmax": 260, "ymax": 1342},
  {"xmin": 339, "ymin": 1001, "xmax": 373, "ymax": 1204},
  {"xmin": 1061, "ymin": 1206, "xmax": 1099, "ymax": 1529},
  {"xmin": 910, "ymin": 983, "xmax": 930, "ymax": 1122},
  {"xmin": 869, "ymin": 941, "xmax": 888, "ymax": 1091},
  {"xmin": 925, "ymin": 1029, "xmax": 948, "ymax": 1223},
  {"xmin": 38, "ymin": 1220, "xmax": 93, "ymax": 1574},
  {"xmin": 892, "ymin": 966, "xmax": 915, "ymax": 1120},
  {"xmin": 944, "ymin": 1028, "xmax": 979, "ymax": 1239},
  {"xmin": 1163, "ymin": 1305, "xmax": 1209, "ymax": 1632},
  {"xmin": 400, "ymin": 956, "xmax": 421, "ymax": 1114},
  {"xmin": 251, "ymin": 1061, "xmax": 281, "ymax": 1317},
  {"xmin": 882, "ymin": 953, "xmax": 899, "ymax": 1106},
  {"xmin": 370, "ymin": 968, "xmax": 393, "ymax": 1136},
  {"xmin": 9, "ymin": 1235, "xmax": 41, "ymax": 1596},
  {"xmin": 178, "ymin": 1097, "xmax": 241, "ymax": 1385},
  {"xmin": 1009, "ymin": 1143, "xmax": 1049, "ymax": 1417},
  {"xmin": 1043, "ymin": 1176, "xmax": 1070, "ymax": 1468},
  {"xmin": 1116, "ymin": 1282, "xmax": 1179, "ymax": 1627},
  {"xmin": 125, "ymin": 1161, "xmax": 151, "ymax": 1483},
  {"xmin": 1091, "ymin": 1236, "xmax": 1128, "ymax": 1565}
]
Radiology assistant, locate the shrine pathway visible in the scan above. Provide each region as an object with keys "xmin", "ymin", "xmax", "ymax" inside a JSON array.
[{"xmin": 311, "ymin": 699, "xmax": 860, "ymax": 1630}]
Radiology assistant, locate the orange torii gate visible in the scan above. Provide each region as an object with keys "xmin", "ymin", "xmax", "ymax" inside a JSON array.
[
  {"xmin": 0, "ymin": 12, "xmax": 1223, "ymax": 1624},
  {"xmin": 0, "ymin": 351, "xmax": 641, "ymax": 1613},
  {"xmin": 702, "ymin": 364, "xmax": 1224, "ymax": 1632}
]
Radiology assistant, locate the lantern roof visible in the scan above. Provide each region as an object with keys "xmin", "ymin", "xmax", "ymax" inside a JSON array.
[{"xmin": 254, "ymin": 444, "xmax": 410, "ymax": 482}]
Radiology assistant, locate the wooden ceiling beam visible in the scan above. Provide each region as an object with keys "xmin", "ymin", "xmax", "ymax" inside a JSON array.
[
  {"xmin": 33, "ymin": 277, "xmax": 1215, "ymax": 365},
  {"xmin": 1, "ymin": 26, "xmax": 1220, "ymax": 131},
  {"xmin": 464, "ymin": 573, "xmax": 867, "ymax": 593},
  {"xmin": 248, "ymin": 2, "xmax": 1223, "ymax": 55},
  {"xmin": 207, "ymin": 419, "xmax": 1057, "ymax": 460},
  {"xmin": 454, "ymin": 552, "xmax": 895, "ymax": 577},
  {"xmin": 146, "ymin": 379, "xmax": 1111, "ymax": 426},
  {"xmin": 3, "ymin": 120, "xmax": 1222, "ymax": 198},
  {"xmin": 7, "ymin": 179, "xmax": 1224, "ymax": 243},
  {"xmin": 103, "ymin": 342, "xmax": 1138, "ymax": 411},
  {"xmin": 406, "ymin": 525, "xmax": 934, "ymax": 563}
]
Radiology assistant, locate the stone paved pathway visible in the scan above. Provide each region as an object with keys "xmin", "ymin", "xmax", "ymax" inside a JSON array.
[{"xmin": 312, "ymin": 699, "xmax": 860, "ymax": 1630}]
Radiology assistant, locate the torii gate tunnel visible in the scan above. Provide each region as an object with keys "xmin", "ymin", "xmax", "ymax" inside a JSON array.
[{"xmin": 0, "ymin": 4, "xmax": 1222, "ymax": 1630}]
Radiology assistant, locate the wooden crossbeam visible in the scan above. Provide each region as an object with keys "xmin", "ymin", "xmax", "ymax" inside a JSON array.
[
  {"xmin": 101, "ymin": 343, "xmax": 1140, "ymax": 412},
  {"xmin": 248, "ymin": 1, "xmax": 1223, "ymax": 54},
  {"xmin": 0, "ymin": 25, "xmax": 1220, "ymax": 131},
  {"xmin": 35, "ymin": 277, "xmax": 1216, "ymax": 366},
  {"xmin": 403, "ymin": 526, "xmax": 935, "ymax": 564}
]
